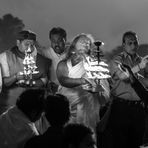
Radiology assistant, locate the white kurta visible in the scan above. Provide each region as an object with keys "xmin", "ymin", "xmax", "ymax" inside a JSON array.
[{"xmin": 40, "ymin": 47, "xmax": 66, "ymax": 85}]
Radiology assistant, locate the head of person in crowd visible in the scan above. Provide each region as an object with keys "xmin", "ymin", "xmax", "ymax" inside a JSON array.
[
  {"xmin": 44, "ymin": 93, "xmax": 70, "ymax": 128},
  {"xmin": 122, "ymin": 31, "xmax": 139, "ymax": 56},
  {"xmin": 49, "ymin": 27, "xmax": 67, "ymax": 55},
  {"xmin": 66, "ymin": 33, "xmax": 95, "ymax": 61},
  {"xmin": 16, "ymin": 89, "xmax": 45, "ymax": 122},
  {"xmin": 16, "ymin": 30, "xmax": 37, "ymax": 54},
  {"xmin": 62, "ymin": 123, "xmax": 96, "ymax": 148}
]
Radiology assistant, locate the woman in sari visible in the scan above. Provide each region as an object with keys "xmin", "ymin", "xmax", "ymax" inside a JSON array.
[{"xmin": 57, "ymin": 33, "xmax": 110, "ymax": 133}]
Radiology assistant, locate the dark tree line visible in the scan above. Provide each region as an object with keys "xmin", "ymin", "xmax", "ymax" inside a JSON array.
[
  {"xmin": 0, "ymin": 14, "xmax": 25, "ymax": 53},
  {"xmin": 0, "ymin": 13, "xmax": 148, "ymax": 57}
]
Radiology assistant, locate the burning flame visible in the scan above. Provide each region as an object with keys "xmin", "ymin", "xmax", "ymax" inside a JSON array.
[
  {"xmin": 81, "ymin": 55, "xmax": 111, "ymax": 93},
  {"xmin": 20, "ymin": 45, "xmax": 39, "ymax": 78},
  {"xmin": 83, "ymin": 56, "xmax": 111, "ymax": 79}
]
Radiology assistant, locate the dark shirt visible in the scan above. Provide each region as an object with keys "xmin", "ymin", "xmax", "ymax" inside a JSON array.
[
  {"xmin": 24, "ymin": 127, "xmax": 64, "ymax": 148},
  {"xmin": 131, "ymin": 75, "xmax": 148, "ymax": 105}
]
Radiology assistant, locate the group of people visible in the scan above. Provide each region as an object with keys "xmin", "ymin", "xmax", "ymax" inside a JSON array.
[
  {"xmin": 0, "ymin": 27, "xmax": 148, "ymax": 148},
  {"xmin": 0, "ymin": 88, "xmax": 96, "ymax": 148},
  {"xmin": 98, "ymin": 31, "xmax": 148, "ymax": 148}
]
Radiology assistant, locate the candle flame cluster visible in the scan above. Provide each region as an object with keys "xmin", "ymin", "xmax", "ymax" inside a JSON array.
[
  {"xmin": 20, "ymin": 45, "xmax": 39, "ymax": 80},
  {"xmin": 83, "ymin": 56, "xmax": 111, "ymax": 80},
  {"xmin": 82, "ymin": 55, "xmax": 111, "ymax": 92}
]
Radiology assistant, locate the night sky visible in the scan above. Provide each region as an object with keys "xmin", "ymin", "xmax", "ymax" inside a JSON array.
[{"xmin": 1, "ymin": 0, "xmax": 148, "ymax": 53}]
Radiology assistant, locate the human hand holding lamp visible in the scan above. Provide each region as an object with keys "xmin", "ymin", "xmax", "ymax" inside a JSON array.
[
  {"xmin": 81, "ymin": 40, "xmax": 111, "ymax": 92},
  {"xmin": 17, "ymin": 44, "xmax": 39, "ymax": 87}
]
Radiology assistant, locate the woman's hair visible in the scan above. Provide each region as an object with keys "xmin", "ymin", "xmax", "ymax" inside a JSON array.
[{"xmin": 66, "ymin": 33, "xmax": 94, "ymax": 60}]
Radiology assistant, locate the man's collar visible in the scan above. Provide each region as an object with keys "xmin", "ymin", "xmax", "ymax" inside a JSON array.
[
  {"xmin": 11, "ymin": 46, "xmax": 25, "ymax": 59},
  {"xmin": 50, "ymin": 47, "xmax": 65, "ymax": 57},
  {"xmin": 122, "ymin": 51, "xmax": 140, "ymax": 61}
]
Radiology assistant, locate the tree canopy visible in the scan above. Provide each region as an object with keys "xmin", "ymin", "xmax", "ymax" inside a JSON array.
[{"xmin": 0, "ymin": 14, "xmax": 25, "ymax": 53}]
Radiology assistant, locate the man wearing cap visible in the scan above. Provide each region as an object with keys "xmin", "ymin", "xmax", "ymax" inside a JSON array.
[{"xmin": 0, "ymin": 30, "xmax": 51, "ymax": 115}]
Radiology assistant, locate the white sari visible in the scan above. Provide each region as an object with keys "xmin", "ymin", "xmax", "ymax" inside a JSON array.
[{"xmin": 58, "ymin": 60, "xmax": 101, "ymax": 131}]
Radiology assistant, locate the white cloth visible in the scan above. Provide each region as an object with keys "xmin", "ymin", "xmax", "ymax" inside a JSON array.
[
  {"xmin": 0, "ymin": 50, "xmax": 26, "ymax": 112},
  {"xmin": 0, "ymin": 66, "xmax": 2, "ymax": 93},
  {"xmin": 58, "ymin": 60, "xmax": 86, "ymax": 105},
  {"xmin": 40, "ymin": 47, "xmax": 66, "ymax": 85},
  {"xmin": 0, "ymin": 52, "xmax": 10, "ymax": 77},
  {"xmin": 58, "ymin": 60, "xmax": 101, "ymax": 131},
  {"xmin": 0, "ymin": 106, "xmax": 39, "ymax": 148},
  {"xmin": 0, "ymin": 52, "xmax": 10, "ymax": 93}
]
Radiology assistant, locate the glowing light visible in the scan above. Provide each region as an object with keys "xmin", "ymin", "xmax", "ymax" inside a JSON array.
[
  {"xmin": 83, "ymin": 56, "xmax": 111, "ymax": 79},
  {"xmin": 20, "ymin": 45, "xmax": 39, "ymax": 79}
]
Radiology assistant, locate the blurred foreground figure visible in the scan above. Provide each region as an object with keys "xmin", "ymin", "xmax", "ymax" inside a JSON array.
[
  {"xmin": 0, "ymin": 89, "xmax": 45, "ymax": 148},
  {"xmin": 24, "ymin": 94, "xmax": 70, "ymax": 148},
  {"xmin": 62, "ymin": 123, "xmax": 97, "ymax": 148}
]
